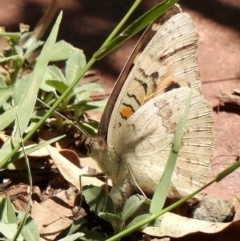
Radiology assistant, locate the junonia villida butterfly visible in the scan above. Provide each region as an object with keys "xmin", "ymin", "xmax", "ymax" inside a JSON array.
[{"xmin": 85, "ymin": 4, "xmax": 214, "ymax": 207}]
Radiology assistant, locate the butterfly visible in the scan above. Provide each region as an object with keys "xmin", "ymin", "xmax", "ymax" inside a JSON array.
[{"xmin": 85, "ymin": 4, "xmax": 214, "ymax": 207}]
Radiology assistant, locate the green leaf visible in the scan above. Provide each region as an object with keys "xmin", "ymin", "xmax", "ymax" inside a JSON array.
[
  {"xmin": 0, "ymin": 86, "xmax": 14, "ymax": 106},
  {"xmin": 15, "ymin": 11, "xmax": 62, "ymax": 136},
  {"xmin": 49, "ymin": 40, "xmax": 80, "ymax": 61},
  {"xmin": 0, "ymin": 31, "xmax": 19, "ymax": 41},
  {"xmin": 74, "ymin": 83, "xmax": 105, "ymax": 99},
  {"xmin": 69, "ymin": 101, "xmax": 105, "ymax": 113},
  {"xmin": 0, "ymin": 54, "xmax": 23, "ymax": 62},
  {"xmin": 23, "ymin": 40, "xmax": 44, "ymax": 58},
  {"xmin": 82, "ymin": 231, "xmax": 106, "ymax": 241},
  {"xmin": 18, "ymin": 213, "xmax": 39, "ymax": 241},
  {"xmin": 11, "ymin": 135, "xmax": 65, "ymax": 163},
  {"xmin": 66, "ymin": 51, "xmax": 86, "ymax": 85},
  {"xmin": 0, "ymin": 77, "xmax": 7, "ymax": 87},
  {"xmin": 0, "ymin": 223, "xmax": 21, "ymax": 240},
  {"xmin": 46, "ymin": 80, "xmax": 69, "ymax": 94},
  {"xmin": 0, "ymin": 108, "xmax": 16, "ymax": 131},
  {"xmin": 98, "ymin": 212, "xmax": 123, "ymax": 234},
  {"xmin": 58, "ymin": 232, "xmax": 84, "ymax": 241},
  {"xmin": 121, "ymin": 195, "xmax": 146, "ymax": 221},
  {"xmin": 82, "ymin": 185, "xmax": 115, "ymax": 214},
  {"xmin": 41, "ymin": 65, "xmax": 66, "ymax": 93},
  {"xmin": 47, "ymin": 65, "xmax": 66, "ymax": 82},
  {"xmin": 125, "ymin": 213, "xmax": 152, "ymax": 229},
  {"xmin": 0, "ymin": 196, "xmax": 17, "ymax": 223}
]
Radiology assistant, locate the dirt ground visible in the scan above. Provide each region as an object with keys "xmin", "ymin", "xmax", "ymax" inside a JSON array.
[{"xmin": 0, "ymin": 0, "xmax": 240, "ymax": 212}]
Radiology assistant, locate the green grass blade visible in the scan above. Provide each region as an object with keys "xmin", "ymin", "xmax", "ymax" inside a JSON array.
[
  {"xmin": 215, "ymin": 158, "xmax": 240, "ymax": 182},
  {"xmin": 100, "ymin": 0, "xmax": 142, "ymax": 49},
  {"xmin": 150, "ymin": 90, "xmax": 193, "ymax": 214},
  {"xmin": 94, "ymin": 0, "xmax": 179, "ymax": 60}
]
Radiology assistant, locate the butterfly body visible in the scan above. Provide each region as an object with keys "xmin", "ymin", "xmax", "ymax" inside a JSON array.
[{"xmin": 86, "ymin": 5, "xmax": 214, "ymax": 207}]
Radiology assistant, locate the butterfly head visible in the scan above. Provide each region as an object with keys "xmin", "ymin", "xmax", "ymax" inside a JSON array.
[{"xmin": 85, "ymin": 136, "xmax": 120, "ymax": 180}]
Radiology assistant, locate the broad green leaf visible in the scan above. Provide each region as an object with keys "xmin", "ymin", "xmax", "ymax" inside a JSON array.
[
  {"xmin": 98, "ymin": 212, "xmax": 123, "ymax": 234},
  {"xmin": 121, "ymin": 195, "xmax": 146, "ymax": 221},
  {"xmin": 46, "ymin": 80, "xmax": 69, "ymax": 94},
  {"xmin": 0, "ymin": 77, "xmax": 7, "ymax": 87},
  {"xmin": 41, "ymin": 65, "xmax": 65, "ymax": 93},
  {"xmin": 82, "ymin": 185, "xmax": 115, "ymax": 214},
  {"xmin": 66, "ymin": 51, "xmax": 86, "ymax": 85},
  {"xmin": 47, "ymin": 65, "xmax": 66, "ymax": 82},
  {"xmin": 49, "ymin": 40, "xmax": 79, "ymax": 61},
  {"xmin": 0, "ymin": 196, "xmax": 17, "ymax": 223},
  {"xmin": 74, "ymin": 83, "xmax": 105, "ymax": 98},
  {"xmin": 0, "ymin": 223, "xmax": 22, "ymax": 240}
]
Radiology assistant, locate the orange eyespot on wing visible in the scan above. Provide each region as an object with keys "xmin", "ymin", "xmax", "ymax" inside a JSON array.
[{"xmin": 120, "ymin": 105, "xmax": 135, "ymax": 119}]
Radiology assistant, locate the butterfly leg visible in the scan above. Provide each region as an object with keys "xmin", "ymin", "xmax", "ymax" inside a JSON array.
[{"xmin": 109, "ymin": 177, "xmax": 136, "ymax": 208}]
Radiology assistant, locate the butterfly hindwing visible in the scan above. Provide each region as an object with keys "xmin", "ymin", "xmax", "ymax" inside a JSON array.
[{"xmin": 113, "ymin": 88, "xmax": 213, "ymax": 198}]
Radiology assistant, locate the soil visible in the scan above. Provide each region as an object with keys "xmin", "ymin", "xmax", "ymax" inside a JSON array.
[{"xmin": 0, "ymin": 0, "xmax": 240, "ymax": 231}]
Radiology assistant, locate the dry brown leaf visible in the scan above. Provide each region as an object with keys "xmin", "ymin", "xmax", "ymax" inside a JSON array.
[
  {"xmin": 142, "ymin": 212, "xmax": 240, "ymax": 240},
  {"xmin": 31, "ymin": 191, "xmax": 73, "ymax": 241},
  {"xmin": 59, "ymin": 149, "xmax": 81, "ymax": 168},
  {"xmin": 46, "ymin": 145, "xmax": 104, "ymax": 190}
]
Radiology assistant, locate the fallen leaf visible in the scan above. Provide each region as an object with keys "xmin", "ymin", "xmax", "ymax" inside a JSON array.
[
  {"xmin": 46, "ymin": 145, "xmax": 104, "ymax": 190},
  {"xmin": 142, "ymin": 212, "xmax": 240, "ymax": 240}
]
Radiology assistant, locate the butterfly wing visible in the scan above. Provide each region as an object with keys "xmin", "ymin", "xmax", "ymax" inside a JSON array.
[
  {"xmin": 98, "ymin": 5, "xmax": 182, "ymax": 138},
  {"xmin": 111, "ymin": 88, "xmax": 213, "ymax": 199},
  {"xmin": 107, "ymin": 11, "xmax": 201, "ymax": 148}
]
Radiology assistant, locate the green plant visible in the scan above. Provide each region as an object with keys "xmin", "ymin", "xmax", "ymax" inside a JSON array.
[{"xmin": 0, "ymin": 196, "xmax": 39, "ymax": 241}]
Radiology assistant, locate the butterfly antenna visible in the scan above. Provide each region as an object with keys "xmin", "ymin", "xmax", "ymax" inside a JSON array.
[{"xmin": 37, "ymin": 98, "xmax": 90, "ymax": 138}]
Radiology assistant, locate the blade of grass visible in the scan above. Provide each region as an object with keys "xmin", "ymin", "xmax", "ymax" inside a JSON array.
[
  {"xmin": 94, "ymin": 0, "xmax": 179, "ymax": 59},
  {"xmin": 100, "ymin": 0, "xmax": 141, "ymax": 49},
  {"xmin": 150, "ymin": 90, "xmax": 193, "ymax": 214},
  {"xmin": 12, "ymin": 110, "xmax": 32, "ymax": 241}
]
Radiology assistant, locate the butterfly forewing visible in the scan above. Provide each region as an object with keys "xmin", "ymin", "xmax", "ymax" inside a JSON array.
[{"xmin": 107, "ymin": 12, "xmax": 201, "ymax": 146}]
